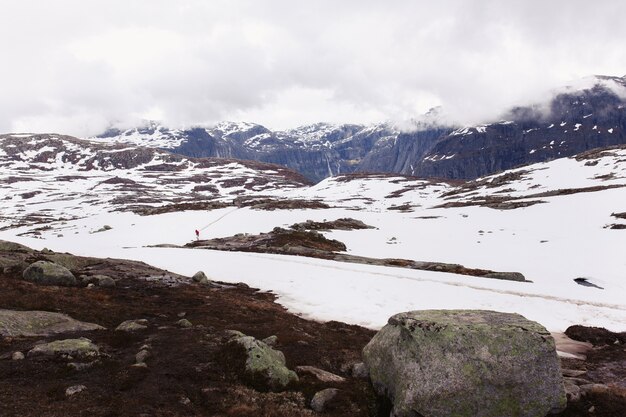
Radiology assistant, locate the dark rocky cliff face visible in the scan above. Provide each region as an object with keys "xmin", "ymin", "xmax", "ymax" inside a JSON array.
[
  {"xmin": 357, "ymin": 127, "xmax": 453, "ymax": 174},
  {"xmin": 410, "ymin": 78, "xmax": 626, "ymax": 179}
]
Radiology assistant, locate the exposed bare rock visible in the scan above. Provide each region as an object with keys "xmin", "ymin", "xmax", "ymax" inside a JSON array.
[
  {"xmin": 296, "ymin": 366, "xmax": 346, "ymax": 383},
  {"xmin": 0, "ymin": 309, "xmax": 104, "ymax": 337}
]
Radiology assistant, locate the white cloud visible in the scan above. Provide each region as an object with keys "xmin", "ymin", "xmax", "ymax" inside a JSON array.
[{"xmin": 1, "ymin": 0, "xmax": 626, "ymax": 136}]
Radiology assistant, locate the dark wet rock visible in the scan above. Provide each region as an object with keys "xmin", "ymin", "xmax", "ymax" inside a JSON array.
[
  {"xmin": 296, "ymin": 366, "xmax": 345, "ymax": 383},
  {"xmin": 565, "ymin": 325, "xmax": 626, "ymax": 345},
  {"xmin": 0, "ymin": 309, "xmax": 104, "ymax": 337},
  {"xmin": 22, "ymin": 261, "xmax": 77, "ymax": 286},
  {"xmin": 363, "ymin": 310, "xmax": 566, "ymax": 417},
  {"xmin": 310, "ymin": 388, "xmax": 340, "ymax": 413},
  {"xmin": 28, "ymin": 338, "xmax": 100, "ymax": 359},
  {"xmin": 115, "ymin": 319, "xmax": 148, "ymax": 332},
  {"xmin": 574, "ymin": 277, "xmax": 604, "ymax": 289}
]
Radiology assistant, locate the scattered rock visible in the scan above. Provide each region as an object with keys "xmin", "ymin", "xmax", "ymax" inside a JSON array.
[
  {"xmin": 131, "ymin": 362, "xmax": 148, "ymax": 368},
  {"xmin": 22, "ymin": 261, "xmax": 77, "ymax": 287},
  {"xmin": 310, "ymin": 388, "xmax": 339, "ymax": 413},
  {"xmin": 136, "ymin": 349, "xmax": 151, "ymax": 364},
  {"xmin": 28, "ymin": 337, "xmax": 100, "ymax": 359},
  {"xmin": 177, "ymin": 318, "xmax": 193, "ymax": 328},
  {"xmin": 65, "ymin": 385, "xmax": 86, "ymax": 397},
  {"xmin": 296, "ymin": 366, "xmax": 345, "ymax": 383},
  {"xmin": 230, "ymin": 332, "xmax": 298, "ymax": 390},
  {"xmin": 91, "ymin": 225, "xmax": 112, "ymax": 233},
  {"xmin": 115, "ymin": 319, "xmax": 148, "ymax": 332},
  {"xmin": 351, "ymin": 362, "xmax": 369, "ymax": 379},
  {"xmin": 363, "ymin": 310, "xmax": 566, "ymax": 417},
  {"xmin": 192, "ymin": 271, "xmax": 209, "ymax": 284},
  {"xmin": 81, "ymin": 274, "xmax": 116, "ymax": 288},
  {"xmin": 580, "ymin": 383, "xmax": 610, "ymax": 396},
  {"xmin": 12, "ymin": 351, "xmax": 25, "ymax": 361},
  {"xmin": 94, "ymin": 275, "xmax": 116, "ymax": 288},
  {"xmin": 564, "ymin": 379, "xmax": 582, "ymax": 403},
  {"xmin": 565, "ymin": 325, "xmax": 626, "ymax": 345},
  {"xmin": 67, "ymin": 361, "xmax": 98, "ymax": 371},
  {"xmin": 0, "ymin": 309, "xmax": 105, "ymax": 337}
]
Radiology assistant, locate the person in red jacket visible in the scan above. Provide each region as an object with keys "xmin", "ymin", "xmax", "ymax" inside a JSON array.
[{"xmin": 195, "ymin": 229, "xmax": 200, "ymax": 240}]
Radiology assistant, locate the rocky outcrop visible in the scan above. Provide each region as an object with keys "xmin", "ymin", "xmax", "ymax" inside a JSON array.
[
  {"xmin": 0, "ymin": 309, "xmax": 104, "ymax": 337},
  {"xmin": 22, "ymin": 261, "xmax": 77, "ymax": 286},
  {"xmin": 363, "ymin": 310, "xmax": 566, "ymax": 417}
]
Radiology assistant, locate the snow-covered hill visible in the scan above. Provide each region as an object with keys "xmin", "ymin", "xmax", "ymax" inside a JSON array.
[
  {"xmin": 0, "ymin": 133, "xmax": 310, "ymax": 231},
  {"xmin": 1, "ymin": 133, "xmax": 625, "ymax": 332}
]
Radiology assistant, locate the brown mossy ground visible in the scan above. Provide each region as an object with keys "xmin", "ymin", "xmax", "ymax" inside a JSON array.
[
  {"xmin": 0, "ymin": 248, "xmax": 379, "ymax": 417},
  {"xmin": 1, "ymin": 246, "xmax": 624, "ymax": 416}
]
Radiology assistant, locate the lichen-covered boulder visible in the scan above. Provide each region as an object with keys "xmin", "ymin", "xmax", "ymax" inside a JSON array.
[
  {"xmin": 28, "ymin": 337, "xmax": 100, "ymax": 359},
  {"xmin": 22, "ymin": 261, "xmax": 77, "ymax": 286},
  {"xmin": 0, "ymin": 309, "xmax": 104, "ymax": 337},
  {"xmin": 229, "ymin": 332, "xmax": 298, "ymax": 390},
  {"xmin": 363, "ymin": 310, "xmax": 566, "ymax": 417}
]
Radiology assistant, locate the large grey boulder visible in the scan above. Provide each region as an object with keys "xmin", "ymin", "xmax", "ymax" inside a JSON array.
[
  {"xmin": 22, "ymin": 261, "xmax": 77, "ymax": 286},
  {"xmin": 363, "ymin": 310, "xmax": 566, "ymax": 417},
  {"xmin": 0, "ymin": 309, "xmax": 104, "ymax": 337},
  {"xmin": 228, "ymin": 331, "xmax": 298, "ymax": 390}
]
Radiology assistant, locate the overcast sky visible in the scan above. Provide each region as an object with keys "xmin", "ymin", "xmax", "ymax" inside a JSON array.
[{"xmin": 2, "ymin": 0, "xmax": 626, "ymax": 136}]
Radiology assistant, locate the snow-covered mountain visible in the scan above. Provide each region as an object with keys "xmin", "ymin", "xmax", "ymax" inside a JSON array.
[
  {"xmin": 1, "ymin": 131, "xmax": 625, "ymax": 332},
  {"xmin": 93, "ymin": 122, "xmax": 400, "ymax": 182},
  {"xmin": 92, "ymin": 75, "xmax": 626, "ymax": 183}
]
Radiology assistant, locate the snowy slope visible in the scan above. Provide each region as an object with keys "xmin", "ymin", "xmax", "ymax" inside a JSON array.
[{"xmin": 1, "ymin": 134, "xmax": 625, "ymax": 332}]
